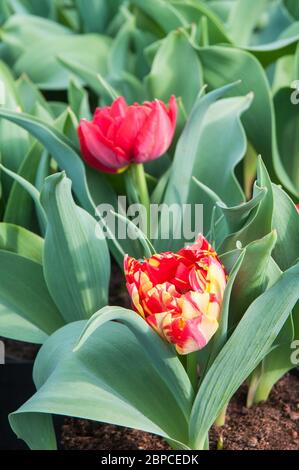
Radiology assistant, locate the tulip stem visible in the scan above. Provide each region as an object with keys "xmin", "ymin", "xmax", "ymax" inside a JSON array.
[
  {"xmin": 132, "ymin": 163, "xmax": 151, "ymax": 238},
  {"xmin": 187, "ymin": 352, "xmax": 198, "ymax": 391}
]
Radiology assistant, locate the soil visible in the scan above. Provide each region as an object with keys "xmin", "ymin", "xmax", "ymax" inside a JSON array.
[
  {"xmin": 61, "ymin": 374, "xmax": 299, "ymax": 451},
  {"xmin": 1, "ymin": 337, "xmax": 39, "ymax": 362},
  {"xmin": 109, "ymin": 260, "xmax": 131, "ymax": 309}
]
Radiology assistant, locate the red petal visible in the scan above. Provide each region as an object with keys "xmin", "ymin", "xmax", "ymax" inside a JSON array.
[
  {"xmin": 133, "ymin": 99, "xmax": 176, "ymax": 162},
  {"xmin": 115, "ymin": 106, "xmax": 150, "ymax": 155},
  {"xmin": 78, "ymin": 119, "xmax": 129, "ymax": 172}
]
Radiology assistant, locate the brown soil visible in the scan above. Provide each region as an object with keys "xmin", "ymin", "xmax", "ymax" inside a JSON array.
[
  {"xmin": 61, "ymin": 374, "xmax": 299, "ymax": 450},
  {"xmin": 1, "ymin": 337, "xmax": 39, "ymax": 361},
  {"xmin": 109, "ymin": 261, "xmax": 131, "ymax": 309}
]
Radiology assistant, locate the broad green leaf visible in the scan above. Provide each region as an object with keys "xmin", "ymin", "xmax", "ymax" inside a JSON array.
[
  {"xmin": 0, "ymin": 250, "xmax": 64, "ymax": 343},
  {"xmin": 246, "ymin": 28, "xmax": 299, "ymax": 67},
  {"xmin": 40, "ymin": 173, "xmax": 110, "ymax": 323},
  {"xmin": 146, "ymin": 29, "xmax": 203, "ymax": 113},
  {"xmin": 198, "ymin": 45, "xmax": 299, "ymax": 198},
  {"xmin": 16, "ymin": 74, "xmax": 53, "ymax": 115},
  {"xmin": 130, "ymin": 0, "xmax": 187, "ymax": 33},
  {"xmin": 163, "ymin": 0, "xmax": 231, "ymax": 43},
  {"xmin": 0, "ymin": 107, "xmax": 95, "ymax": 215},
  {"xmin": 190, "ymin": 261, "xmax": 299, "ymax": 449},
  {"xmin": 158, "ymin": 83, "xmax": 249, "ymax": 251},
  {"xmin": 74, "ymin": 0, "xmax": 122, "ymax": 33},
  {"xmin": 58, "ymin": 55, "xmax": 118, "ymax": 100},
  {"xmin": 54, "ymin": 107, "xmax": 79, "ymax": 147},
  {"xmin": 226, "ymin": 0, "xmax": 270, "ymax": 46},
  {"xmin": 217, "ymin": 185, "xmax": 266, "ymax": 235},
  {"xmin": 0, "ymin": 222, "xmax": 43, "ymax": 263},
  {"xmin": 4, "ymin": 142, "xmax": 43, "ymax": 231},
  {"xmin": 108, "ymin": 16, "xmax": 135, "ymax": 79},
  {"xmin": 67, "ymin": 80, "xmax": 91, "ymax": 121},
  {"xmin": 274, "ymin": 87, "xmax": 299, "ymax": 192},
  {"xmin": 0, "ymin": 162, "xmax": 47, "ymax": 232},
  {"xmin": 220, "ymin": 159, "xmax": 273, "ymax": 252},
  {"xmin": 228, "ymin": 231, "xmax": 277, "ymax": 329},
  {"xmin": 0, "ymin": 61, "xmax": 30, "ymax": 197},
  {"xmin": 284, "ymin": 0, "xmax": 299, "ymax": 19},
  {"xmin": 14, "ymin": 34, "xmax": 111, "ymax": 90},
  {"xmin": 272, "ymin": 183, "xmax": 299, "ymax": 270},
  {"xmin": 203, "ymin": 250, "xmax": 245, "ymax": 372},
  {"xmin": 10, "ymin": 313, "xmax": 192, "ymax": 449},
  {"xmin": 9, "ymin": 0, "xmax": 55, "ymax": 18},
  {"xmin": 0, "ymin": 14, "xmax": 72, "ymax": 61}
]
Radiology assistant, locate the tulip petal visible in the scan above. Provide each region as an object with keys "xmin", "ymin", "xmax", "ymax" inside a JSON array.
[
  {"xmin": 134, "ymin": 99, "xmax": 176, "ymax": 162},
  {"xmin": 79, "ymin": 120, "xmax": 129, "ymax": 172}
]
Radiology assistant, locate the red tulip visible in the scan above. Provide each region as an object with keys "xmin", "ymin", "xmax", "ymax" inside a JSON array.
[
  {"xmin": 78, "ymin": 96, "xmax": 177, "ymax": 173},
  {"xmin": 296, "ymin": 204, "xmax": 299, "ymax": 212},
  {"xmin": 124, "ymin": 235, "xmax": 227, "ymax": 355}
]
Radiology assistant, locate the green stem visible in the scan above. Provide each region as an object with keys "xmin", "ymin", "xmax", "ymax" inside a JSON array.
[
  {"xmin": 252, "ymin": 377, "xmax": 272, "ymax": 404},
  {"xmin": 131, "ymin": 163, "xmax": 151, "ymax": 237},
  {"xmin": 201, "ymin": 16, "xmax": 209, "ymax": 47},
  {"xmin": 214, "ymin": 404, "xmax": 228, "ymax": 427},
  {"xmin": 187, "ymin": 352, "xmax": 198, "ymax": 391},
  {"xmin": 246, "ymin": 362, "xmax": 263, "ymax": 408}
]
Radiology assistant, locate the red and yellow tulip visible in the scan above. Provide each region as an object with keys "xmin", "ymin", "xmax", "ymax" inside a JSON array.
[{"xmin": 124, "ymin": 235, "xmax": 227, "ymax": 355}]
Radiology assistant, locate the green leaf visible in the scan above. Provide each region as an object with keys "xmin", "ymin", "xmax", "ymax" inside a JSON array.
[
  {"xmin": 146, "ymin": 29, "xmax": 203, "ymax": 113},
  {"xmin": 0, "ymin": 162, "xmax": 47, "ymax": 232},
  {"xmin": 189, "ymin": 262, "xmax": 299, "ymax": 449},
  {"xmin": 10, "ymin": 311, "xmax": 192, "ymax": 449},
  {"xmin": 14, "ymin": 34, "xmax": 111, "ymax": 90},
  {"xmin": 130, "ymin": 0, "xmax": 187, "ymax": 33},
  {"xmin": 0, "ymin": 61, "xmax": 30, "ymax": 196},
  {"xmin": 172, "ymin": 0, "xmax": 231, "ymax": 44},
  {"xmin": 274, "ymin": 87, "xmax": 299, "ymax": 193},
  {"xmin": 0, "ymin": 107, "xmax": 95, "ymax": 215},
  {"xmin": 0, "ymin": 250, "xmax": 64, "ymax": 343},
  {"xmin": 226, "ymin": 0, "xmax": 270, "ymax": 46},
  {"xmin": 4, "ymin": 142, "xmax": 43, "ymax": 231},
  {"xmin": 58, "ymin": 55, "xmax": 118, "ymax": 100},
  {"xmin": 67, "ymin": 79, "xmax": 91, "ymax": 121},
  {"xmin": 198, "ymin": 45, "xmax": 299, "ymax": 198},
  {"xmin": 0, "ymin": 222, "xmax": 43, "ymax": 263},
  {"xmin": 9, "ymin": 0, "xmax": 55, "ymax": 18},
  {"xmin": 220, "ymin": 158, "xmax": 274, "ymax": 252},
  {"xmin": 158, "ymin": 82, "xmax": 250, "ymax": 251},
  {"xmin": 228, "ymin": 231, "xmax": 278, "ymax": 329},
  {"xmin": 74, "ymin": 0, "xmax": 121, "ymax": 33},
  {"xmin": 16, "ymin": 74, "xmax": 53, "ymax": 115},
  {"xmin": 272, "ymin": 183, "xmax": 299, "ymax": 270},
  {"xmin": 0, "ymin": 14, "xmax": 72, "ymax": 61},
  {"xmin": 284, "ymin": 0, "xmax": 299, "ymax": 19},
  {"xmin": 40, "ymin": 173, "xmax": 110, "ymax": 323}
]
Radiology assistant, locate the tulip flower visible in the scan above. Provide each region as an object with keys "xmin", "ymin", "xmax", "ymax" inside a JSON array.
[
  {"xmin": 124, "ymin": 235, "xmax": 227, "ymax": 355},
  {"xmin": 296, "ymin": 204, "xmax": 299, "ymax": 212},
  {"xmin": 78, "ymin": 96, "xmax": 177, "ymax": 174}
]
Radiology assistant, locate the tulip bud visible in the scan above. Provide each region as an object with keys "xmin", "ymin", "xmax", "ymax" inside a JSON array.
[
  {"xmin": 124, "ymin": 235, "xmax": 227, "ymax": 355},
  {"xmin": 78, "ymin": 96, "xmax": 177, "ymax": 173}
]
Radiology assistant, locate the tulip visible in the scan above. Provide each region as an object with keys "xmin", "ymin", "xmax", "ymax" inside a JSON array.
[
  {"xmin": 296, "ymin": 204, "xmax": 299, "ymax": 212},
  {"xmin": 124, "ymin": 235, "xmax": 227, "ymax": 355},
  {"xmin": 78, "ymin": 96, "xmax": 177, "ymax": 174}
]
